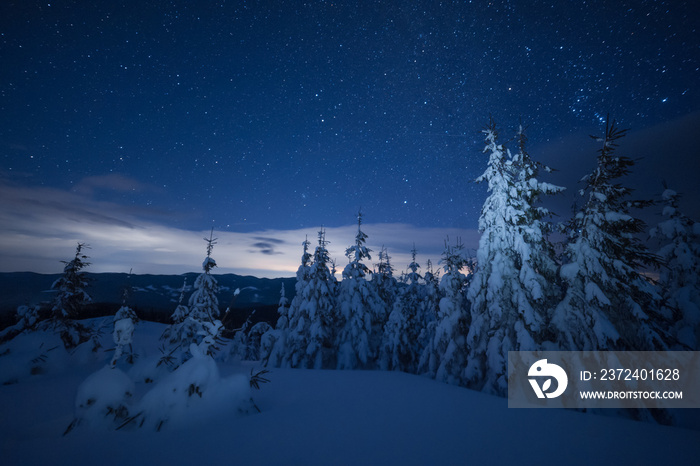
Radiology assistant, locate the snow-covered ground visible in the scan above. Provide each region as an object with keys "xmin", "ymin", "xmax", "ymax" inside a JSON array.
[{"xmin": 1, "ymin": 319, "xmax": 698, "ymax": 466}]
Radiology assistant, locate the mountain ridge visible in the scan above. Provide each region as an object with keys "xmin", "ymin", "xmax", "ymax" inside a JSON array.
[{"xmin": 0, "ymin": 272, "xmax": 296, "ymax": 326}]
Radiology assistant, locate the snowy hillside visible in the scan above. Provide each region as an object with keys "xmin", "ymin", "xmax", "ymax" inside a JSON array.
[{"xmin": 1, "ymin": 319, "xmax": 698, "ymax": 466}]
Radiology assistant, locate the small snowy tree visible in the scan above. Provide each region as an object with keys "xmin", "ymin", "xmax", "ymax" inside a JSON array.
[
  {"xmin": 336, "ymin": 212, "xmax": 383, "ymax": 369},
  {"xmin": 161, "ymin": 278, "xmax": 190, "ymax": 345},
  {"xmin": 276, "ymin": 282, "xmax": 289, "ymax": 330},
  {"xmin": 112, "ymin": 304, "xmax": 138, "ymax": 367},
  {"xmin": 188, "ymin": 230, "xmax": 221, "ymax": 325},
  {"xmin": 260, "ymin": 283, "xmax": 290, "ymax": 366},
  {"xmin": 649, "ymin": 188, "xmax": 700, "ymax": 349},
  {"xmin": 552, "ymin": 117, "xmax": 669, "ymax": 351},
  {"xmin": 466, "ymin": 120, "xmax": 564, "ymax": 395},
  {"xmin": 50, "ymin": 243, "xmax": 92, "ymax": 348}
]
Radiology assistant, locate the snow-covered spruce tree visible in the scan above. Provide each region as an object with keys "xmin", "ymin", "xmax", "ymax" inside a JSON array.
[
  {"xmin": 552, "ymin": 117, "xmax": 668, "ymax": 351},
  {"xmin": 381, "ymin": 245, "xmax": 428, "ymax": 373},
  {"xmin": 232, "ymin": 321, "xmax": 273, "ymax": 361},
  {"xmin": 510, "ymin": 124, "xmax": 565, "ymax": 324},
  {"xmin": 373, "ymin": 246, "xmax": 398, "ymax": 343},
  {"xmin": 465, "ymin": 120, "xmax": 564, "ymax": 395},
  {"xmin": 160, "ymin": 278, "xmax": 189, "ymax": 346},
  {"xmin": 372, "ymin": 246, "xmax": 398, "ymax": 316},
  {"xmin": 111, "ymin": 277, "xmax": 138, "ymax": 367},
  {"xmin": 649, "ymin": 187, "xmax": 700, "ymax": 349},
  {"xmin": 260, "ymin": 283, "xmax": 292, "ymax": 366},
  {"xmin": 112, "ymin": 304, "xmax": 138, "ymax": 366},
  {"xmin": 420, "ymin": 238, "xmax": 470, "ymax": 384},
  {"xmin": 374, "ymin": 246, "xmax": 398, "ymax": 311},
  {"xmin": 163, "ymin": 230, "xmax": 224, "ymax": 365},
  {"xmin": 423, "ymin": 259, "xmax": 441, "ymax": 320},
  {"xmin": 284, "ymin": 229, "xmax": 337, "ymax": 369},
  {"xmin": 50, "ymin": 242, "xmax": 93, "ymax": 348},
  {"xmin": 189, "ymin": 230, "xmax": 221, "ymax": 327},
  {"xmin": 336, "ymin": 212, "xmax": 383, "ymax": 369},
  {"xmin": 416, "ymin": 258, "xmax": 441, "ymax": 373},
  {"xmin": 276, "ymin": 282, "xmax": 289, "ymax": 330},
  {"xmin": 277, "ymin": 236, "xmax": 313, "ymax": 367}
]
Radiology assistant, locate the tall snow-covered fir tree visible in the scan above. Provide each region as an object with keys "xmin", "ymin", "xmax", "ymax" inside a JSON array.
[
  {"xmin": 649, "ymin": 188, "xmax": 700, "ymax": 350},
  {"xmin": 421, "ymin": 238, "xmax": 470, "ymax": 385},
  {"xmin": 465, "ymin": 120, "xmax": 564, "ymax": 395},
  {"xmin": 52, "ymin": 242, "xmax": 91, "ymax": 320},
  {"xmin": 510, "ymin": 124, "xmax": 565, "ymax": 324},
  {"xmin": 50, "ymin": 242, "xmax": 92, "ymax": 348},
  {"xmin": 162, "ymin": 230, "xmax": 224, "ymax": 364},
  {"xmin": 552, "ymin": 117, "xmax": 668, "ymax": 351},
  {"xmin": 280, "ymin": 236, "xmax": 313, "ymax": 367},
  {"xmin": 284, "ymin": 229, "xmax": 337, "ymax": 369},
  {"xmin": 381, "ymin": 245, "xmax": 430, "ymax": 373},
  {"xmin": 188, "ymin": 229, "xmax": 221, "ymax": 324},
  {"xmin": 336, "ymin": 212, "xmax": 383, "ymax": 369}
]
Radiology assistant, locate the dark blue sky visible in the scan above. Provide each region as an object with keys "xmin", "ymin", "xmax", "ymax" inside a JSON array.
[{"xmin": 0, "ymin": 1, "xmax": 698, "ymax": 275}]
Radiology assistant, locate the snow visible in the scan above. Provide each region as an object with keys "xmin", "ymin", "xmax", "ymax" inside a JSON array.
[
  {"xmin": 71, "ymin": 365, "xmax": 134, "ymax": 431},
  {"xmin": 2, "ymin": 319, "xmax": 698, "ymax": 465}
]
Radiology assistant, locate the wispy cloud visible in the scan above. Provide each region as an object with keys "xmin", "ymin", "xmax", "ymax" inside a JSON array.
[
  {"xmin": 71, "ymin": 173, "xmax": 158, "ymax": 196},
  {"xmin": 0, "ymin": 178, "xmax": 480, "ymax": 278}
]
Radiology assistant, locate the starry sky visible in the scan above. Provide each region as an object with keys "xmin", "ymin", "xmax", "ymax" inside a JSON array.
[{"xmin": 1, "ymin": 0, "xmax": 699, "ymax": 277}]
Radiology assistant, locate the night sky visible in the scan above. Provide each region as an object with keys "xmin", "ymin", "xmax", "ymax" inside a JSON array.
[{"xmin": 1, "ymin": 1, "xmax": 698, "ymax": 277}]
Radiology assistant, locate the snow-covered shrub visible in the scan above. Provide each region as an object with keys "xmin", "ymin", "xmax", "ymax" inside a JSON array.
[
  {"xmin": 243, "ymin": 322, "xmax": 273, "ymax": 361},
  {"xmin": 129, "ymin": 350, "xmax": 251, "ymax": 431},
  {"xmin": 0, "ymin": 304, "xmax": 41, "ymax": 344},
  {"xmin": 64, "ymin": 365, "xmax": 135, "ymax": 434},
  {"xmin": 0, "ymin": 329, "xmax": 69, "ymax": 384}
]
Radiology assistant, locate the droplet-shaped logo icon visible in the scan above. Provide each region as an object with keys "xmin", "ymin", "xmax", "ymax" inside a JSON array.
[{"xmin": 528, "ymin": 359, "xmax": 568, "ymax": 399}]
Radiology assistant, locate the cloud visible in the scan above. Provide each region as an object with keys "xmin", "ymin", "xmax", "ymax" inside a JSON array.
[
  {"xmin": 0, "ymin": 178, "xmax": 481, "ymax": 278},
  {"xmin": 71, "ymin": 173, "xmax": 157, "ymax": 196}
]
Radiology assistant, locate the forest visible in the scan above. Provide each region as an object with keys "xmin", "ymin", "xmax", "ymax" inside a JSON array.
[{"xmin": 1, "ymin": 118, "xmax": 698, "ymax": 433}]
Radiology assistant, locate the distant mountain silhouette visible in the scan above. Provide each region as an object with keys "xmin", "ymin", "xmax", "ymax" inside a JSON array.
[{"xmin": 0, "ymin": 272, "xmax": 295, "ymax": 329}]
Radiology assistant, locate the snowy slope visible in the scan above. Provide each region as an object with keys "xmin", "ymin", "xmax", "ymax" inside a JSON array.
[{"xmin": 1, "ymin": 320, "xmax": 698, "ymax": 466}]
